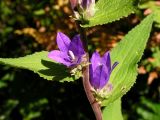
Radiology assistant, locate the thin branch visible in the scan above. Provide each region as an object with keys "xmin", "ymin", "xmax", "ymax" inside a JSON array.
[{"xmin": 76, "ymin": 22, "xmax": 102, "ymax": 120}]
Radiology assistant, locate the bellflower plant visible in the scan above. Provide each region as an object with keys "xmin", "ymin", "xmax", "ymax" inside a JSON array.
[
  {"xmin": 90, "ymin": 51, "xmax": 118, "ymax": 102},
  {"xmin": 48, "ymin": 32, "xmax": 86, "ymax": 77},
  {"xmin": 0, "ymin": 1, "xmax": 154, "ymax": 119},
  {"xmin": 70, "ymin": 0, "xmax": 96, "ymax": 20}
]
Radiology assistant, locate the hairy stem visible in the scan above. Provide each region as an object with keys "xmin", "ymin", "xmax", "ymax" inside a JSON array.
[{"xmin": 76, "ymin": 22, "xmax": 102, "ymax": 120}]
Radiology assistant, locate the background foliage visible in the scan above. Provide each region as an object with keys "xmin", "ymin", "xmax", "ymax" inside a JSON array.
[{"xmin": 0, "ymin": 0, "xmax": 160, "ymax": 120}]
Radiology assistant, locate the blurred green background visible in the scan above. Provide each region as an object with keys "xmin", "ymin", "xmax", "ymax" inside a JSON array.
[{"xmin": 0, "ymin": 0, "xmax": 159, "ymax": 120}]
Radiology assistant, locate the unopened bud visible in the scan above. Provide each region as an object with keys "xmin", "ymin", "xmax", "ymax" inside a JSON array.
[{"xmin": 70, "ymin": 0, "xmax": 96, "ymax": 20}]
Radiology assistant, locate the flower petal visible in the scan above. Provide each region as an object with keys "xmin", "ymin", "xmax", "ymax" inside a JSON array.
[
  {"xmin": 57, "ymin": 32, "xmax": 71, "ymax": 52},
  {"xmin": 90, "ymin": 65, "xmax": 102, "ymax": 89},
  {"xmin": 81, "ymin": 0, "xmax": 90, "ymax": 9},
  {"xmin": 90, "ymin": 51, "xmax": 101, "ymax": 72},
  {"xmin": 48, "ymin": 50, "xmax": 72, "ymax": 67},
  {"xmin": 69, "ymin": 34, "xmax": 85, "ymax": 56},
  {"xmin": 102, "ymin": 51, "xmax": 111, "ymax": 72},
  {"xmin": 99, "ymin": 65, "xmax": 110, "ymax": 89},
  {"xmin": 111, "ymin": 62, "xmax": 119, "ymax": 72},
  {"xmin": 80, "ymin": 0, "xmax": 95, "ymax": 9},
  {"xmin": 91, "ymin": 65, "xmax": 109, "ymax": 89}
]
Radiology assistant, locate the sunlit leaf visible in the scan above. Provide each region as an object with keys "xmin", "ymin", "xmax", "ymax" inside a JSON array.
[
  {"xmin": 102, "ymin": 99, "xmax": 123, "ymax": 120},
  {"xmin": 102, "ymin": 14, "xmax": 154, "ymax": 106},
  {"xmin": 0, "ymin": 51, "xmax": 75, "ymax": 82},
  {"xmin": 82, "ymin": 0, "xmax": 138, "ymax": 27}
]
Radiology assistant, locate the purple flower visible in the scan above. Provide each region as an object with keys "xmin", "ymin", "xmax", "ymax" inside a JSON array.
[
  {"xmin": 80, "ymin": 0, "xmax": 95, "ymax": 10},
  {"xmin": 48, "ymin": 32, "xmax": 85, "ymax": 67},
  {"xmin": 90, "ymin": 51, "xmax": 118, "ymax": 90},
  {"xmin": 70, "ymin": 0, "xmax": 94, "ymax": 9}
]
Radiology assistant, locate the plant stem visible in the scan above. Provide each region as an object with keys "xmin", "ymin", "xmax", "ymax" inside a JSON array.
[{"xmin": 76, "ymin": 22, "xmax": 102, "ymax": 120}]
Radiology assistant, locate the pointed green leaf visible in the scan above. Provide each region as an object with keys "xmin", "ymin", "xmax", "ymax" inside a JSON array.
[
  {"xmin": 82, "ymin": 0, "xmax": 138, "ymax": 27},
  {"xmin": 0, "ymin": 51, "xmax": 75, "ymax": 82},
  {"xmin": 102, "ymin": 14, "xmax": 154, "ymax": 106}
]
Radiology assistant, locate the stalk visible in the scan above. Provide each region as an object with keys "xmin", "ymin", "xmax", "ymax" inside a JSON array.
[
  {"xmin": 68, "ymin": 1, "xmax": 102, "ymax": 119},
  {"xmin": 76, "ymin": 22, "xmax": 102, "ymax": 120}
]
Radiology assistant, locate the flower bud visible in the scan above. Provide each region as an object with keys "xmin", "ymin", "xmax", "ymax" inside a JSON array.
[{"xmin": 70, "ymin": 0, "xmax": 96, "ymax": 20}]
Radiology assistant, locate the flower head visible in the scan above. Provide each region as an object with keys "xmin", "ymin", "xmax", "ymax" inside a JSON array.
[
  {"xmin": 80, "ymin": 0, "xmax": 95, "ymax": 10},
  {"xmin": 90, "ymin": 51, "xmax": 118, "ymax": 90},
  {"xmin": 48, "ymin": 32, "xmax": 85, "ymax": 68},
  {"xmin": 70, "ymin": 0, "xmax": 96, "ymax": 20}
]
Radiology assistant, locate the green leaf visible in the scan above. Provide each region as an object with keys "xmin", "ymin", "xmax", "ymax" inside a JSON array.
[
  {"xmin": 0, "ymin": 51, "xmax": 75, "ymax": 82},
  {"xmin": 102, "ymin": 99, "xmax": 123, "ymax": 120},
  {"xmin": 82, "ymin": 0, "xmax": 138, "ymax": 27},
  {"xmin": 102, "ymin": 14, "xmax": 154, "ymax": 106}
]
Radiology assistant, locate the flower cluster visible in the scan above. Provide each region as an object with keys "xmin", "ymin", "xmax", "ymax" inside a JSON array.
[
  {"xmin": 48, "ymin": 32, "xmax": 85, "ymax": 67},
  {"xmin": 48, "ymin": 32, "xmax": 118, "ymax": 101},
  {"xmin": 48, "ymin": 32, "xmax": 86, "ymax": 78},
  {"xmin": 90, "ymin": 51, "xmax": 118, "ymax": 101},
  {"xmin": 90, "ymin": 52, "xmax": 118, "ymax": 90}
]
